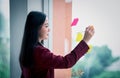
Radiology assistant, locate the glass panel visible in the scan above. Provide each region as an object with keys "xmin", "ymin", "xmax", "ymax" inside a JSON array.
[
  {"xmin": 72, "ymin": 0, "xmax": 120, "ymax": 78},
  {"xmin": 0, "ymin": 0, "xmax": 10, "ymax": 78}
]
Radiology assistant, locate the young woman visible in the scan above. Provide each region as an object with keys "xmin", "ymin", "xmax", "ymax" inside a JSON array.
[{"xmin": 19, "ymin": 11, "xmax": 95, "ymax": 78}]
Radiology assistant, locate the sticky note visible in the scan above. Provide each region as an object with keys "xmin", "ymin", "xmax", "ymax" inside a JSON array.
[
  {"xmin": 76, "ymin": 32, "xmax": 83, "ymax": 42},
  {"xmin": 87, "ymin": 45, "xmax": 93, "ymax": 53},
  {"xmin": 71, "ymin": 18, "xmax": 79, "ymax": 26}
]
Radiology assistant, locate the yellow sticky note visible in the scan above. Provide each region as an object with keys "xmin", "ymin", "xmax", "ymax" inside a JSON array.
[
  {"xmin": 87, "ymin": 45, "xmax": 93, "ymax": 53},
  {"xmin": 76, "ymin": 32, "xmax": 83, "ymax": 42}
]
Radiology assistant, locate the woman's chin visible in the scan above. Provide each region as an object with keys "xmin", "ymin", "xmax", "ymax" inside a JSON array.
[{"xmin": 44, "ymin": 37, "xmax": 48, "ymax": 40}]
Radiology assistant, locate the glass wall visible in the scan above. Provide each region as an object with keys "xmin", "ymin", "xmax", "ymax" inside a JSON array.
[
  {"xmin": 0, "ymin": 0, "xmax": 10, "ymax": 78},
  {"xmin": 72, "ymin": 0, "xmax": 120, "ymax": 78}
]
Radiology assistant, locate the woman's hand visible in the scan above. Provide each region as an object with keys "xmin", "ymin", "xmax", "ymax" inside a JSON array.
[{"xmin": 83, "ymin": 25, "xmax": 95, "ymax": 43}]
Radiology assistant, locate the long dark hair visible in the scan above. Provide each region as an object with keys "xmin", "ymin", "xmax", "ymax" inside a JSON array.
[{"xmin": 19, "ymin": 11, "xmax": 46, "ymax": 67}]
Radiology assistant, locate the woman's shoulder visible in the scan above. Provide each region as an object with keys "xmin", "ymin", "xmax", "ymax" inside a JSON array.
[
  {"xmin": 33, "ymin": 45, "xmax": 51, "ymax": 58},
  {"xmin": 33, "ymin": 44, "xmax": 50, "ymax": 53}
]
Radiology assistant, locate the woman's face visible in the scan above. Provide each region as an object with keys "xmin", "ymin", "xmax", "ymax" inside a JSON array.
[{"xmin": 38, "ymin": 18, "xmax": 50, "ymax": 40}]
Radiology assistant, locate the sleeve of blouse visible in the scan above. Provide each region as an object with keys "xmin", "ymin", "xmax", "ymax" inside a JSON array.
[{"xmin": 34, "ymin": 40, "xmax": 89, "ymax": 69}]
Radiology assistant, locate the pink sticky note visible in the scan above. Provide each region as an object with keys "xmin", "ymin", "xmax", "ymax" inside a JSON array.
[{"xmin": 71, "ymin": 18, "xmax": 79, "ymax": 26}]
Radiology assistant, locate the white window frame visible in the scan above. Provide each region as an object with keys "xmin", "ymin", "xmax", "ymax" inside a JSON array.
[{"xmin": 42, "ymin": 0, "xmax": 53, "ymax": 51}]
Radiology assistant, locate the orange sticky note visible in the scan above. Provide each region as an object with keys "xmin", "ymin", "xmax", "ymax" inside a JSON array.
[
  {"xmin": 71, "ymin": 18, "xmax": 79, "ymax": 26},
  {"xmin": 76, "ymin": 32, "xmax": 83, "ymax": 42}
]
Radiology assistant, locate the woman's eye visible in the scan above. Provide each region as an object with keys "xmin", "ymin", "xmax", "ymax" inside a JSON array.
[
  {"xmin": 44, "ymin": 23, "xmax": 49, "ymax": 28},
  {"xmin": 45, "ymin": 25, "xmax": 48, "ymax": 28}
]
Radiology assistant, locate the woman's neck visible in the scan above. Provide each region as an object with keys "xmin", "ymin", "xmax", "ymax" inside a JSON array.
[
  {"xmin": 39, "ymin": 39, "xmax": 42, "ymax": 43},
  {"xmin": 38, "ymin": 38, "xmax": 44, "ymax": 46}
]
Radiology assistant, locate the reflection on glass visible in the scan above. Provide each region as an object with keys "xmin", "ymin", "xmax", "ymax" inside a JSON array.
[
  {"xmin": 0, "ymin": 0, "xmax": 10, "ymax": 78},
  {"xmin": 72, "ymin": 0, "xmax": 120, "ymax": 78}
]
